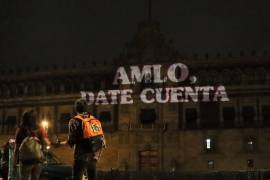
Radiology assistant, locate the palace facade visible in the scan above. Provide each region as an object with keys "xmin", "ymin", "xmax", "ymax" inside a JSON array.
[{"xmin": 1, "ymin": 20, "xmax": 270, "ymax": 172}]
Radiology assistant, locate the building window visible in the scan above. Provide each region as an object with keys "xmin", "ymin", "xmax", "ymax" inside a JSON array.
[
  {"xmin": 93, "ymin": 80, "xmax": 101, "ymax": 90},
  {"xmin": 262, "ymin": 105, "xmax": 270, "ymax": 127},
  {"xmin": 205, "ymin": 138, "xmax": 215, "ymax": 152},
  {"xmin": 59, "ymin": 113, "xmax": 71, "ymax": 133},
  {"xmin": 27, "ymin": 84, "xmax": 36, "ymax": 96},
  {"xmin": 247, "ymin": 159, "xmax": 254, "ymax": 168},
  {"xmin": 9, "ymin": 86, "xmax": 17, "ymax": 97},
  {"xmin": 245, "ymin": 137, "xmax": 256, "ymax": 152},
  {"xmin": 84, "ymin": 80, "xmax": 93, "ymax": 91},
  {"xmin": 54, "ymin": 83, "xmax": 60, "ymax": 94},
  {"xmin": 140, "ymin": 109, "xmax": 156, "ymax": 124},
  {"xmin": 17, "ymin": 85, "xmax": 24, "ymax": 96},
  {"xmin": 185, "ymin": 108, "xmax": 197, "ymax": 129},
  {"xmin": 242, "ymin": 106, "xmax": 255, "ymax": 127},
  {"xmin": 99, "ymin": 111, "xmax": 112, "ymax": 123},
  {"xmin": 64, "ymin": 81, "xmax": 73, "ymax": 94},
  {"xmin": 46, "ymin": 84, "xmax": 53, "ymax": 95},
  {"xmin": 2, "ymin": 86, "xmax": 10, "ymax": 97},
  {"xmin": 222, "ymin": 107, "xmax": 235, "ymax": 128},
  {"xmin": 200, "ymin": 102, "xmax": 220, "ymax": 129},
  {"xmin": 208, "ymin": 160, "xmax": 215, "ymax": 169}
]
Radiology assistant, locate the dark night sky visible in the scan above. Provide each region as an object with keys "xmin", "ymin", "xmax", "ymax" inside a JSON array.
[{"xmin": 0, "ymin": 0, "xmax": 270, "ymax": 69}]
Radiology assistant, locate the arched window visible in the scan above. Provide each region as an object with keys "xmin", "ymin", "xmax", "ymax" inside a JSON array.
[
  {"xmin": 35, "ymin": 82, "xmax": 41, "ymax": 95},
  {"xmin": 73, "ymin": 80, "xmax": 81, "ymax": 93},
  {"xmin": 64, "ymin": 79, "xmax": 73, "ymax": 94},
  {"xmin": 83, "ymin": 79, "xmax": 93, "ymax": 91},
  {"xmin": 208, "ymin": 70, "xmax": 219, "ymax": 84},
  {"xmin": 93, "ymin": 79, "xmax": 101, "ymax": 91},
  {"xmin": 196, "ymin": 70, "xmax": 208, "ymax": 85},
  {"xmin": 244, "ymin": 68, "xmax": 255, "ymax": 85},
  {"xmin": 231, "ymin": 69, "xmax": 243, "ymax": 85},
  {"xmin": 0, "ymin": 86, "xmax": 3, "ymax": 97},
  {"xmin": 46, "ymin": 82, "xmax": 54, "ymax": 95},
  {"xmin": 37, "ymin": 82, "xmax": 46, "ymax": 95},
  {"xmin": 254, "ymin": 67, "xmax": 266, "ymax": 84},
  {"xmin": 27, "ymin": 83, "xmax": 36, "ymax": 96},
  {"xmin": 24, "ymin": 85, "xmax": 28, "ymax": 96},
  {"xmin": 4, "ymin": 85, "xmax": 10, "ymax": 97},
  {"xmin": 9, "ymin": 84, "xmax": 17, "ymax": 97},
  {"xmin": 221, "ymin": 69, "xmax": 232, "ymax": 85},
  {"xmin": 17, "ymin": 84, "xmax": 25, "ymax": 96},
  {"xmin": 79, "ymin": 81, "xmax": 85, "ymax": 91},
  {"xmin": 53, "ymin": 80, "xmax": 61, "ymax": 94}
]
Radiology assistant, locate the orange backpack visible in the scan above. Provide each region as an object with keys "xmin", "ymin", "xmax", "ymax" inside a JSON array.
[{"xmin": 74, "ymin": 115, "xmax": 104, "ymax": 139}]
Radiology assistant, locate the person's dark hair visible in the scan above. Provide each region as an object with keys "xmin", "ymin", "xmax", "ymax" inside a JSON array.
[
  {"xmin": 20, "ymin": 110, "xmax": 37, "ymax": 129},
  {"xmin": 74, "ymin": 99, "xmax": 88, "ymax": 113}
]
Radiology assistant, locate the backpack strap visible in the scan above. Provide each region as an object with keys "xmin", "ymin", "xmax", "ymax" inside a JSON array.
[
  {"xmin": 74, "ymin": 114, "xmax": 95, "ymax": 121},
  {"xmin": 74, "ymin": 115, "xmax": 97, "ymax": 125},
  {"xmin": 25, "ymin": 128, "xmax": 42, "ymax": 143},
  {"xmin": 74, "ymin": 115, "xmax": 84, "ymax": 121},
  {"xmin": 74, "ymin": 115, "xmax": 89, "ymax": 130}
]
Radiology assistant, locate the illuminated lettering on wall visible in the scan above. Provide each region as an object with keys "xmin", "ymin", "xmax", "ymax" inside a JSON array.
[{"xmin": 81, "ymin": 62, "xmax": 229, "ymax": 105}]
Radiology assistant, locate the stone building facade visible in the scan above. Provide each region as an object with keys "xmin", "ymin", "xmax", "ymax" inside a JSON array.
[{"xmin": 1, "ymin": 20, "xmax": 270, "ymax": 172}]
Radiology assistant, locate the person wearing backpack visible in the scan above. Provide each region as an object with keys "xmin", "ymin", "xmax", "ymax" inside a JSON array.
[
  {"xmin": 68, "ymin": 99, "xmax": 106, "ymax": 180},
  {"xmin": 13, "ymin": 110, "xmax": 51, "ymax": 180}
]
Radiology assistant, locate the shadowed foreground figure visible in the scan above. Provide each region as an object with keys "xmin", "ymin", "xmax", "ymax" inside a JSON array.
[
  {"xmin": 13, "ymin": 110, "xmax": 50, "ymax": 180},
  {"xmin": 68, "ymin": 99, "xmax": 106, "ymax": 180}
]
